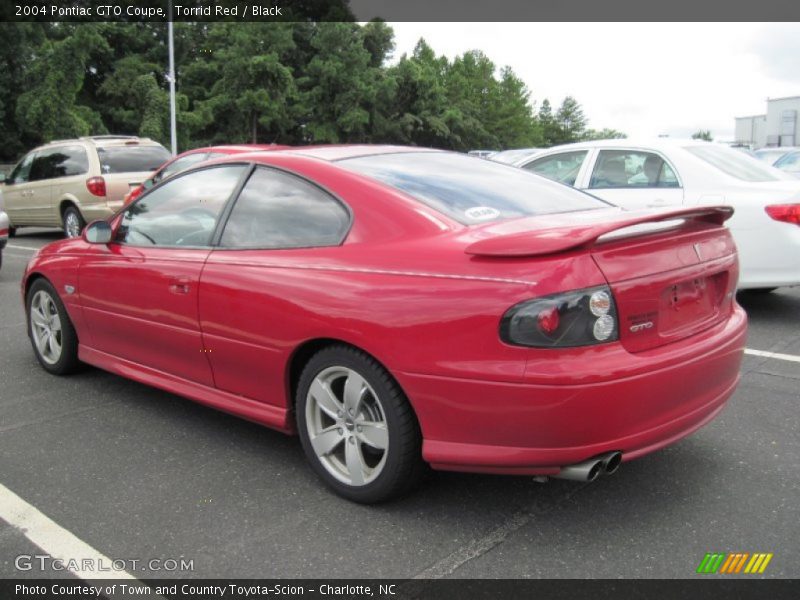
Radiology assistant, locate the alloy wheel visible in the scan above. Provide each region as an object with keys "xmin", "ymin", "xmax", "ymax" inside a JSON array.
[
  {"xmin": 305, "ymin": 366, "xmax": 389, "ymax": 487},
  {"xmin": 30, "ymin": 290, "xmax": 63, "ymax": 365}
]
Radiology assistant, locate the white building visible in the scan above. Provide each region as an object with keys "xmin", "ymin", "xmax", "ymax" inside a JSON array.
[{"xmin": 734, "ymin": 96, "xmax": 800, "ymax": 149}]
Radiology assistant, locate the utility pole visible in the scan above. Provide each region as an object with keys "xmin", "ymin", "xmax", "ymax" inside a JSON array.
[{"xmin": 167, "ymin": 1, "xmax": 177, "ymax": 155}]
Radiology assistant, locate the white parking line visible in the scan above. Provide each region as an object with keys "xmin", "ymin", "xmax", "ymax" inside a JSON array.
[
  {"xmin": 6, "ymin": 244, "xmax": 36, "ymax": 252},
  {"xmin": 745, "ymin": 348, "xmax": 800, "ymax": 364},
  {"xmin": 0, "ymin": 483, "xmax": 146, "ymax": 585}
]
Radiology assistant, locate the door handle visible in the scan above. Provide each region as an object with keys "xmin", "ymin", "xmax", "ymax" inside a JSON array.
[{"xmin": 168, "ymin": 277, "xmax": 191, "ymax": 294}]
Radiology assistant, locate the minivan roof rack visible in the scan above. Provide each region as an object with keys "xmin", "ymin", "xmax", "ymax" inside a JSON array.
[{"xmin": 81, "ymin": 135, "xmax": 140, "ymax": 141}]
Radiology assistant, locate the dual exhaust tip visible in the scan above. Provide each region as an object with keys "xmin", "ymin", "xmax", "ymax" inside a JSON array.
[{"xmin": 553, "ymin": 451, "xmax": 622, "ymax": 482}]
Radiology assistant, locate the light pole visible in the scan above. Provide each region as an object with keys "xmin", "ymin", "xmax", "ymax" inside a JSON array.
[{"xmin": 167, "ymin": 1, "xmax": 177, "ymax": 156}]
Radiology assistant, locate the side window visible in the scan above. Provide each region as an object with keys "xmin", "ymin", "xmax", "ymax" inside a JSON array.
[
  {"xmin": 220, "ymin": 167, "xmax": 350, "ymax": 249},
  {"xmin": 522, "ymin": 151, "xmax": 588, "ymax": 186},
  {"xmin": 31, "ymin": 145, "xmax": 89, "ymax": 179},
  {"xmin": 155, "ymin": 153, "xmax": 209, "ymax": 183},
  {"xmin": 589, "ymin": 150, "xmax": 680, "ymax": 189},
  {"xmin": 30, "ymin": 149, "xmax": 58, "ymax": 181},
  {"xmin": 116, "ymin": 165, "xmax": 246, "ymax": 247},
  {"xmin": 8, "ymin": 152, "xmax": 35, "ymax": 184}
]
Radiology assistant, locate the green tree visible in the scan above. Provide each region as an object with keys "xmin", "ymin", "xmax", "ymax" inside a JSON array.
[
  {"xmin": 15, "ymin": 25, "xmax": 109, "ymax": 142},
  {"xmin": 552, "ymin": 96, "xmax": 587, "ymax": 145},
  {"xmin": 582, "ymin": 128, "xmax": 627, "ymax": 141},
  {"xmin": 692, "ymin": 129, "xmax": 713, "ymax": 141}
]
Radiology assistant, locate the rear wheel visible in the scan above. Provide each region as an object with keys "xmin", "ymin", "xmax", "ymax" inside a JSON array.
[
  {"xmin": 63, "ymin": 206, "xmax": 85, "ymax": 238},
  {"xmin": 27, "ymin": 278, "xmax": 81, "ymax": 375},
  {"xmin": 296, "ymin": 345, "xmax": 424, "ymax": 503},
  {"xmin": 8, "ymin": 227, "xmax": 16, "ymax": 238},
  {"xmin": 749, "ymin": 287, "xmax": 777, "ymax": 294}
]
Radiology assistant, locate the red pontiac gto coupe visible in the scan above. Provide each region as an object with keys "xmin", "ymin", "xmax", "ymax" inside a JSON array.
[{"xmin": 22, "ymin": 146, "xmax": 747, "ymax": 503}]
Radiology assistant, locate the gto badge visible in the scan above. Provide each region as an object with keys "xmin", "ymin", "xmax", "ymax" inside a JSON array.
[{"xmin": 629, "ymin": 321, "xmax": 653, "ymax": 333}]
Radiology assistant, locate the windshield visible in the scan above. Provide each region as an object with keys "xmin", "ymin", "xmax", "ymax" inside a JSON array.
[
  {"xmin": 97, "ymin": 145, "xmax": 171, "ymax": 174},
  {"xmin": 684, "ymin": 145, "xmax": 785, "ymax": 182},
  {"xmin": 338, "ymin": 152, "xmax": 608, "ymax": 225},
  {"xmin": 774, "ymin": 151, "xmax": 800, "ymax": 172}
]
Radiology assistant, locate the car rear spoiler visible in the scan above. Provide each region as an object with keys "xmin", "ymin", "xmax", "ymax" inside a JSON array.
[{"xmin": 463, "ymin": 206, "xmax": 734, "ymax": 257}]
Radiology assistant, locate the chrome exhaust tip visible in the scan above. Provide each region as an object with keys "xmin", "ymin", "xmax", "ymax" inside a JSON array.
[
  {"xmin": 599, "ymin": 451, "xmax": 623, "ymax": 475},
  {"xmin": 553, "ymin": 458, "xmax": 604, "ymax": 482}
]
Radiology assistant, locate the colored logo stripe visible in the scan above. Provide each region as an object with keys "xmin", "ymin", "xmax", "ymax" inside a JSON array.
[{"xmin": 697, "ymin": 553, "xmax": 773, "ymax": 574}]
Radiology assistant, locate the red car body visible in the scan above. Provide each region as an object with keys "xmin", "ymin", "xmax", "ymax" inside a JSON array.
[{"xmin": 22, "ymin": 146, "xmax": 747, "ymax": 481}]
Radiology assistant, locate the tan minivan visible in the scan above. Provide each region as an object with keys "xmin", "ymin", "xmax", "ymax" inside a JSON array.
[{"xmin": 0, "ymin": 136, "xmax": 170, "ymax": 237}]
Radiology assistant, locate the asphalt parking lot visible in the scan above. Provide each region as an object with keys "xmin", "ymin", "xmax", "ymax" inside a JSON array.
[{"xmin": 0, "ymin": 229, "xmax": 798, "ymax": 580}]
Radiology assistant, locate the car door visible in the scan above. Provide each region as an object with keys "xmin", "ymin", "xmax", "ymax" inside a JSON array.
[
  {"xmin": 78, "ymin": 164, "xmax": 248, "ymax": 386},
  {"xmin": 582, "ymin": 149, "xmax": 684, "ymax": 210},
  {"xmin": 199, "ymin": 166, "xmax": 352, "ymax": 407},
  {"xmin": 2, "ymin": 152, "xmax": 38, "ymax": 226}
]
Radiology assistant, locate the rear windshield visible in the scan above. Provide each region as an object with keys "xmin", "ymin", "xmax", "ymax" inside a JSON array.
[
  {"xmin": 684, "ymin": 145, "xmax": 784, "ymax": 182},
  {"xmin": 96, "ymin": 145, "xmax": 171, "ymax": 174},
  {"xmin": 338, "ymin": 152, "xmax": 607, "ymax": 224}
]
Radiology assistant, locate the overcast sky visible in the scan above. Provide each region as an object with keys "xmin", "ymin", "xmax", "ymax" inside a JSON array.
[{"xmin": 387, "ymin": 23, "xmax": 800, "ymax": 141}]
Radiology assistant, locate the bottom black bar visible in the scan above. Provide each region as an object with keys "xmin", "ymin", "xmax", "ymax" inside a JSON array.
[{"xmin": 2, "ymin": 579, "xmax": 798, "ymax": 600}]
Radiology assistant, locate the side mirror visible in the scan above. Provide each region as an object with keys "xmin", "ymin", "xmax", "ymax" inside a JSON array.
[{"xmin": 84, "ymin": 220, "xmax": 113, "ymax": 244}]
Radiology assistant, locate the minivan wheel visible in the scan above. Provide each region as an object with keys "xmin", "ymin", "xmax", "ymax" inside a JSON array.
[
  {"xmin": 296, "ymin": 345, "xmax": 424, "ymax": 503},
  {"xmin": 27, "ymin": 278, "xmax": 82, "ymax": 375},
  {"xmin": 63, "ymin": 206, "xmax": 86, "ymax": 238}
]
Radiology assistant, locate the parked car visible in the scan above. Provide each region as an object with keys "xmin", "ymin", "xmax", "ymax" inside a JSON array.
[
  {"xmin": 123, "ymin": 144, "xmax": 289, "ymax": 205},
  {"xmin": 23, "ymin": 146, "xmax": 746, "ymax": 503},
  {"xmin": 753, "ymin": 147, "xmax": 798, "ymax": 165},
  {"xmin": 0, "ymin": 136, "xmax": 170, "ymax": 238},
  {"xmin": 489, "ymin": 148, "xmax": 543, "ymax": 165},
  {"xmin": 0, "ymin": 209, "xmax": 8, "ymax": 270},
  {"xmin": 519, "ymin": 139, "xmax": 800, "ymax": 291},
  {"xmin": 773, "ymin": 150, "xmax": 800, "ymax": 178}
]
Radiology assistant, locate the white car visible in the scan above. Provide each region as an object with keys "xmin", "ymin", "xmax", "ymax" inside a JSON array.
[
  {"xmin": 0, "ymin": 209, "xmax": 8, "ymax": 271},
  {"xmin": 519, "ymin": 139, "xmax": 800, "ymax": 291},
  {"xmin": 489, "ymin": 148, "xmax": 543, "ymax": 165}
]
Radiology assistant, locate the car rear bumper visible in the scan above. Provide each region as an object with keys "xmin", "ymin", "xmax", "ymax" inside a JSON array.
[
  {"xmin": 398, "ymin": 305, "xmax": 747, "ymax": 475},
  {"xmin": 80, "ymin": 202, "xmax": 120, "ymax": 222}
]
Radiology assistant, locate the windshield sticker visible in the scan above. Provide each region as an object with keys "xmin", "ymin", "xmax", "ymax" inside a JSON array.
[{"xmin": 465, "ymin": 206, "xmax": 501, "ymax": 221}]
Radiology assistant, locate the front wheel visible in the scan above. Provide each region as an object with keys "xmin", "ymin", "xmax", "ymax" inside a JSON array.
[
  {"xmin": 63, "ymin": 206, "xmax": 86, "ymax": 238},
  {"xmin": 296, "ymin": 346, "xmax": 424, "ymax": 503},
  {"xmin": 27, "ymin": 278, "xmax": 82, "ymax": 375}
]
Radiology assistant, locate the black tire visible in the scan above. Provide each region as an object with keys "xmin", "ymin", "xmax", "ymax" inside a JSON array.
[
  {"xmin": 26, "ymin": 278, "xmax": 82, "ymax": 375},
  {"xmin": 0, "ymin": 249, "xmax": 3, "ymax": 271},
  {"xmin": 296, "ymin": 345, "xmax": 425, "ymax": 503},
  {"xmin": 748, "ymin": 287, "xmax": 777, "ymax": 294},
  {"xmin": 62, "ymin": 205, "xmax": 86, "ymax": 238},
  {"xmin": 8, "ymin": 227, "xmax": 16, "ymax": 238}
]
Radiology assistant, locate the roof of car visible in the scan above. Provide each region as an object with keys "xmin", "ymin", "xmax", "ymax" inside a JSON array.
[
  {"xmin": 182, "ymin": 144, "xmax": 290, "ymax": 155},
  {"xmin": 537, "ymin": 138, "xmax": 719, "ymax": 154},
  {"xmin": 43, "ymin": 136, "xmax": 162, "ymax": 148},
  {"xmin": 276, "ymin": 145, "xmax": 441, "ymax": 161}
]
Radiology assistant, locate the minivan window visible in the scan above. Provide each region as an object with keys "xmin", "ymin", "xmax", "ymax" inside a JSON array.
[
  {"xmin": 8, "ymin": 153, "xmax": 35, "ymax": 184},
  {"xmin": 339, "ymin": 152, "xmax": 606, "ymax": 225},
  {"xmin": 30, "ymin": 145, "xmax": 89, "ymax": 181},
  {"xmin": 97, "ymin": 145, "xmax": 171, "ymax": 174}
]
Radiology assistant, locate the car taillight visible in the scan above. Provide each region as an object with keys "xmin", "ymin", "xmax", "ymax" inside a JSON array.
[
  {"xmin": 765, "ymin": 204, "xmax": 800, "ymax": 226},
  {"xmin": 124, "ymin": 185, "xmax": 143, "ymax": 205},
  {"xmin": 500, "ymin": 286, "xmax": 619, "ymax": 348},
  {"xmin": 86, "ymin": 176, "xmax": 107, "ymax": 197}
]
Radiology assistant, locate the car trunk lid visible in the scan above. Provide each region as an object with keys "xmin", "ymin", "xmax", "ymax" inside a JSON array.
[{"xmin": 464, "ymin": 206, "xmax": 738, "ymax": 353}]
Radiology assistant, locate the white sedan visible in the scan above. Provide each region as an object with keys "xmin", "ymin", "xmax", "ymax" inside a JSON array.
[
  {"xmin": 0, "ymin": 209, "xmax": 8, "ymax": 271},
  {"xmin": 518, "ymin": 139, "xmax": 800, "ymax": 291}
]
